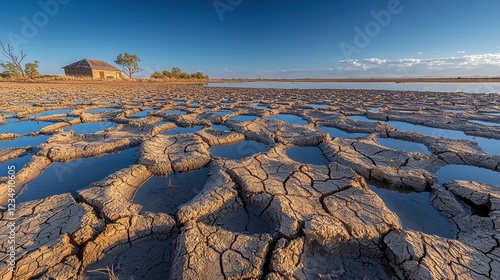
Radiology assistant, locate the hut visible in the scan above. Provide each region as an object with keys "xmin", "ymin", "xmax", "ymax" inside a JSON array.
[{"xmin": 62, "ymin": 58, "xmax": 123, "ymax": 79}]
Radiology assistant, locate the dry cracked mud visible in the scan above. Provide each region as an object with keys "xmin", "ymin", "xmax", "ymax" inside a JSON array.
[{"xmin": 0, "ymin": 82, "xmax": 499, "ymax": 279}]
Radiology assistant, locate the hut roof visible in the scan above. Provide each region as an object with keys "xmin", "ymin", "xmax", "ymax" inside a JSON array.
[{"xmin": 62, "ymin": 59, "xmax": 122, "ymax": 71}]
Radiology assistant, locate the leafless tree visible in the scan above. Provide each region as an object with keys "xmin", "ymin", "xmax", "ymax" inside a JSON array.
[{"xmin": 0, "ymin": 41, "xmax": 27, "ymax": 77}]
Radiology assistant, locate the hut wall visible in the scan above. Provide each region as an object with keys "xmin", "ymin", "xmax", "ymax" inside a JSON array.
[
  {"xmin": 64, "ymin": 68, "xmax": 92, "ymax": 77},
  {"xmin": 91, "ymin": 70, "xmax": 123, "ymax": 79}
]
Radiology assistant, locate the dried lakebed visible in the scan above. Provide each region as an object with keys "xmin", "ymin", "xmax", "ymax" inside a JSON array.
[{"xmin": 0, "ymin": 82, "xmax": 499, "ymax": 280}]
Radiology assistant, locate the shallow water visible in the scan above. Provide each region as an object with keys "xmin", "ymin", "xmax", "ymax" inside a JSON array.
[
  {"xmin": 319, "ymin": 126, "xmax": 368, "ymax": 139},
  {"xmin": 266, "ymin": 114, "xmax": 308, "ymax": 125},
  {"xmin": 443, "ymin": 109, "xmax": 468, "ymax": 113},
  {"xmin": 211, "ymin": 125, "xmax": 231, "ymax": 131},
  {"xmin": 0, "ymin": 135, "xmax": 50, "ymax": 148},
  {"xmin": 347, "ymin": 115, "xmax": 378, "ymax": 123},
  {"xmin": 16, "ymin": 147, "xmax": 139, "ymax": 202},
  {"xmin": 386, "ymin": 121, "xmax": 500, "ymax": 154},
  {"xmin": 132, "ymin": 110, "xmax": 155, "ymax": 118},
  {"xmin": 64, "ymin": 122, "xmax": 117, "ymax": 134},
  {"xmin": 368, "ymin": 183, "xmax": 456, "ymax": 238},
  {"xmin": 210, "ymin": 140, "xmax": 267, "ymax": 160},
  {"xmin": 436, "ymin": 164, "xmax": 500, "ymax": 186},
  {"xmin": 2, "ymin": 117, "xmax": 18, "ymax": 123},
  {"xmin": 308, "ymin": 103, "xmax": 330, "ymax": 109},
  {"xmin": 202, "ymin": 206, "xmax": 273, "ymax": 234},
  {"xmin": 469, "ymin": 120, "xmax": 500, "ymax": 127},
  {"xmin": 230, "ymin": 115, "xmax": 259, "ymax": 122},
  {"xmin": 207, "ymin": 81, "xmax": 500, "ymax": 94},
  {"xmin": 286, "ymin": 146, "xmax": 329, "ymax": 165},
  {"xmin": 0, "ymin": 154, "xmax": 33, "ymax": 173},
  {"xmin": 87, "ymin": 108, "xmax": 120, "ymax": 114},
  {"xmin": 163, "ymin": 126, "xmax": 203, "ymax": 135},
  {"xmin": 133, "ymin": 168, "xmax": 209, "ymax": 214},
  {"xmin": 0, "ymin": 121, "xmax": 54, "ymax": 134},
  {"xmin": 31, "ymin": 109, "xmax": 72, "ymax": 117},
  {"xmin": 163, "ymin": 110, "xmax": 187, "ymax": 115},
  {"xmin": 366, "ymin": 106, "xmax": 382, "ymax": 111},
  {"xmin": 377, "ymin": 138, "xmax": 431, "ymax": 155},
  {"xmin": 213, "ymin": 110, "xmax": 233, "ymax": 116}
]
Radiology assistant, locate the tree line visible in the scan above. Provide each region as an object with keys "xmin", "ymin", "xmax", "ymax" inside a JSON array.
[
  {"xmin": 0, "ymin": 43, "xmax": 208, "ymax": 80},
  {"xmin": 0, "ymin": 41, "xmax": 40, "ymax": 79},
  {"xmin": 151, "ymin": 67, "xmax": 209, "ymax": 80}
]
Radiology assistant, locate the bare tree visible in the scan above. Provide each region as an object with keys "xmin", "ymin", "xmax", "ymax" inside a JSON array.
[{"xmin": 0, "ymin": 41, "xmax": 27, "ymax": 77}]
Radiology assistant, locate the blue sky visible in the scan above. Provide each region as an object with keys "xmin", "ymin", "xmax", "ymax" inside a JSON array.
[{"xmin": 1, "ymin": 0, "xmax": 500, "ymax": 78}]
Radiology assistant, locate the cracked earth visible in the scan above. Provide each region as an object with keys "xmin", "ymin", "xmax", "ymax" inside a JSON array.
[{"xmin": 0, "ymin": 82, "xmax": 499, "ymax": 279}]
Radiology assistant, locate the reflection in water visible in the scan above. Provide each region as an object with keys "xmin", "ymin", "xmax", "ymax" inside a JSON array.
[
  {"xmin": 210, "ymin": 140, "xmax": 267, "ymax": 160},
  {"xmin": 377, "ymin": 138, "xmax": 431, "ymax": 155},
  {"xmin": 347, "ymin": 115, "xmax": 378, "ymax": 123},
  {"xmin": 286, "ymin": 146, "xmax": 329, "ymax": 165},
  {"xmin": 64, "ymin": 122, "xmax": 118, "ymax": 134},
  {"xmin": 17, "ymin": 147, "xmax": 139, "ymax": 202},
  {"xmin": 163, "ymin": 126, "xmax": 202, "ymax": 135},
  {"xmin": 0, "ymin": 121, "xmax": 54, "ymax": 134},
  {"xmin": 134, "ymin": 168, "xmax": 209, "ymax": 214},
  {"xmin": 386, "ymin": 121, "xmax": 500, "ymax": 154},
  {"xmin": 207, "ymin": 82, "xmax": 500, "ymax": 93},
  {"xmin": 320, "ymin": 126, "xmax": 368, "ymax": 139},
  {"xmin": 368, "ymin": 182, "xmax": 456, "ymax": 239},
  {"xmin": 0, "ymin": 135, "xmax": 50, "ymax": 148},
  {"xmin": 266, "ymin": 114, "xmax": 308, "ymax": 125},
  {"xmin": 436, "ymin": 164, "xmax": 499, "ymax": 186}
]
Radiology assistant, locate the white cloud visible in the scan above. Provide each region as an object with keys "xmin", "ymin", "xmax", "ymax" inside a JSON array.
[
  {"xmin": 417, "ymin": 52, "xmax": 422, "ymax": 55},
  {"xmin": 258, "ymin": 53, "xmax": 500, "ymax": 78},
  {"xmin": 456, "ymin": 50, "xmax": 466, "ymax": 54}
]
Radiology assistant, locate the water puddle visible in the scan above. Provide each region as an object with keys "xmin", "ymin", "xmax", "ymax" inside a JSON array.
[
  {"xmin": 469, "ymin": 120, "xmax": 500, "ymax": 127},
  {"xmin": 163, "ymin": 126, "xmax": 203, "ymax": 135},
  {"xmin": 213, "ymin": 110, "xmax": 233, "ymax": 116},
  {"xmin": 2, "ymin": 117, "xmax": 18, "ymax": 123},
  {"xmin": 230, "ymin": 115, "xmax": 259, "ymax": 122},
  {"xmin": 210, "ymin": 140, "xmax": 267, "ymax": 160},
  {"xmin": 0, "ymin": 154, "xmax": 33, "ymax": 172},
  {"xmin": 31, "ymin": 109, "xmax": 72, "ymax": 117},
  {"xmin": 347, "ymin": 115, "xmax": 378, "ymax": 123},
  {"xmin": 436, "ymin": 164, "xmax": 499, "ymax": 186},
  {"xmin": 189, "ymin": 101, "xmax": 199, "ymax": 106},
  {"xmin": 87, "ymin": 108, "xmax": 120, "ymax": 114},
  {"xmin": 443, "ymin": 109, "xmax": 467, "ymax": 113},
  {"xmin": 286, "ymin": 146, "xmax": 329, "ymax": 165},
  {"xmin": 266, "ymin": 114, "xmax": 308, "ymax": 125},
  {"xmin": 16, "ymin": 147, "xmax": 139, "ymax": 203},
  {"xmin": 211, "ymin": 125, "xmax": 231, "ymax": 131},
  {"xmin": 256, "ymin": 105, "xmax": 269, "ymax": 109},
  {"xmin": 319, "ymin": 126, "xmax": 368, "ymax": 139},
  {"xmin": 308, "ymin": 104, "xmax": 330, "ymax": 109},
  {"xmin": 366, "ymin": 106, "xmax": 382, "ymax": 111},
  {"xmin": 368, "ymin": 182, "xmax": 456, "ymax": 239},
  {"xmin": 64, "ymin": 122, "xmax": 117, "ymax": 134},
  {"xmin": 376, "ymin": 138, "xmax": 431, "ymax": 155},
  {"xmin": 386, "ymin": 121, "xmax": 500, "ymax": 154},
  {"xmin": 201, "ymin": 206, "xmax": 273, "ymax": 234},
  {"xmin": 0, "ymin": 135, "xmax": 50, "ymax": 148},
  {"xmin": 132, "ymin": 110, "xmax": 155, "ymax": 118},
  {"xmin": 0, "ymin": 121, "xmax": 54, "ymax": 134},
  {"xmin": 133, "ymin": 168, "xmax": 209, "ymax": 214},
  {"xmin": 163, "ymin": 110, "xmax": 187, "ymax": 115}
]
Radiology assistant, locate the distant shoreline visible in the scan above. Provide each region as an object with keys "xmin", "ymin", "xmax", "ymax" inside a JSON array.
[
  {"xmin": 208, "ymin": 78, "xmax": 500, "ymax": 83},
  {"xmin": 1, "ymin": 77, "xmax": 500, "ymax": 85}
]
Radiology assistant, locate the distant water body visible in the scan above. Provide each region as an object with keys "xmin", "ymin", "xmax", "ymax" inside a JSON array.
[{"xmin": 207, "ymin": 82, "xmax": 500, "ymax": 94}]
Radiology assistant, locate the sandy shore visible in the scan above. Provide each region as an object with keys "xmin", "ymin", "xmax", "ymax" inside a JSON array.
[{"xmin": 0, "ymin": 82, "xmax": 498, "ymax": 279}]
